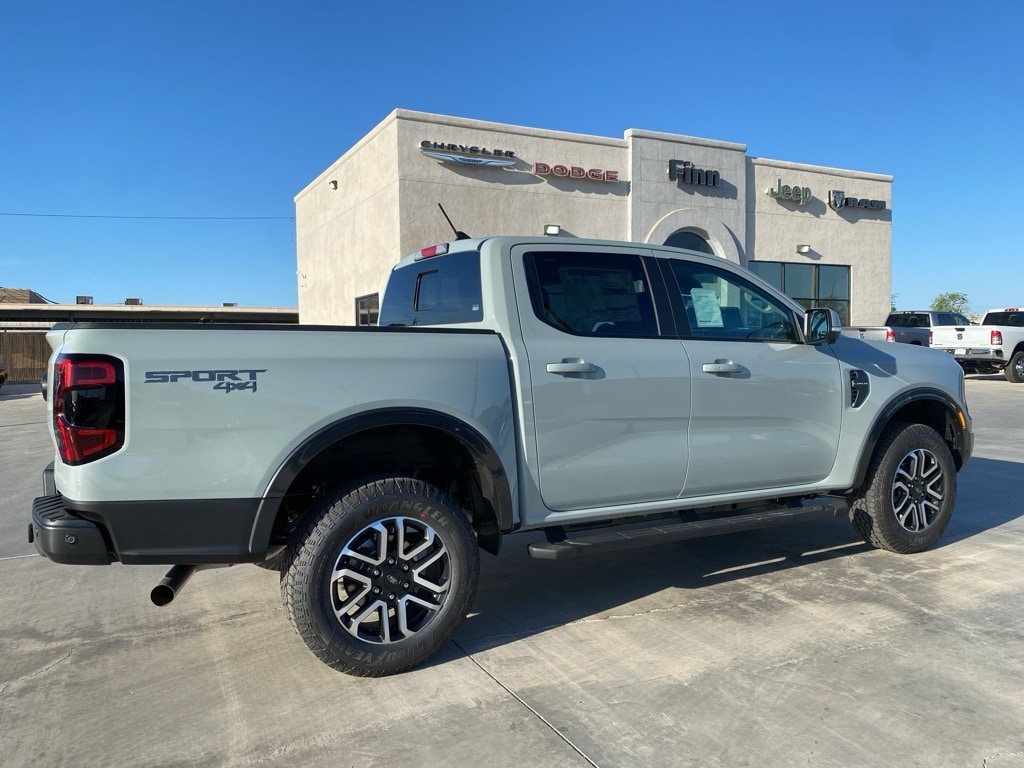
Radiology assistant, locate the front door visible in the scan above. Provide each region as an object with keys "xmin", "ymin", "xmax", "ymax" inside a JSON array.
[{"xmin": 663, "ymin": 257, "xmax": 844, "ymax": 496}]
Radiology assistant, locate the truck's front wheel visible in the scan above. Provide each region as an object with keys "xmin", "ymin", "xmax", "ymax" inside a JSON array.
[
  {"xmin": 848, "ymin": 422, "xmax": 956, "ymax": 553},
  {"xmin": 281, "ymin": 476, "xmax": 479, "ymax": 677}
]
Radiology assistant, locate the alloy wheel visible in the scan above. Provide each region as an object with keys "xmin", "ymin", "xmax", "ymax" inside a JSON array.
[{"xmin": 891, "ymin": 448, "xmax": 945, "ymax": 532}]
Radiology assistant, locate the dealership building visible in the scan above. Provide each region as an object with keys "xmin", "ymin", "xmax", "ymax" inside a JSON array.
[{"xmin": 295, "ymin": 109, "xmax": 892, "ymax": 327}]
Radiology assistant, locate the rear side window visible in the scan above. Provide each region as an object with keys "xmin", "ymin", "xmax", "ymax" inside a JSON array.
[
  {"xmin": 524, "ymin": 251, "xmax": 659, "ymax": 337},
  {"xmin": 378, "ymin": 250, "xmax": 483, "ymax": 327}
]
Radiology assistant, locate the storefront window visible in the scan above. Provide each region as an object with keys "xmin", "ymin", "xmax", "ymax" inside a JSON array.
[
  {"xmin": 748, "ymin": 262, "xmax": 850, "ymax": 324},
  {"xmin": 355, "ymin": 293, "xmax": 379, "ymax": 326}
]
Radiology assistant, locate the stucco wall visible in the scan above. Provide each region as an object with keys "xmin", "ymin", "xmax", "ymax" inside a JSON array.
[
  {"xmin": 294, "ymin": 115, "xmax": 402, "ymax": 325},
  {"xmin": 627, "ymin": 130, "xmax": 748, "ymax": 264},
  {"xmin": 294, "ymin": 109, "xmax": 893, "ymax": 328},
  {"xmin": 748, "ymin": 158, "xmax": 892, "ymax": 325},
  {"xmin": 394, "ymin": 111, "xmax": 629, "ymax": 249}
]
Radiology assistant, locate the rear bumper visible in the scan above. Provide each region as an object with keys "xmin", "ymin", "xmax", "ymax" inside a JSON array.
[
  {"xmin": 31, "ymin": 495, "xmax": 114, "ymax": 565},
  {"xmin": 30, "ymin": 465, "xmax": 276, "ymax": 565},
  {"xmin": 935, "ymin": 347, "xmax": 1004, "ymax": 364}
]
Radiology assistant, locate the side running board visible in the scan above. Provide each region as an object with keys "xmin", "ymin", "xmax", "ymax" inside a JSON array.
[{"xmin": 528, "ymin": 498, "xmax": 848, "ymax": 560}]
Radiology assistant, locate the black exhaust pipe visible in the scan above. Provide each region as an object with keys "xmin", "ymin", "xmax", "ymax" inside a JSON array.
[{"xmin": 151, "ymin": 565, "xmax": 196, "ymax": 606}]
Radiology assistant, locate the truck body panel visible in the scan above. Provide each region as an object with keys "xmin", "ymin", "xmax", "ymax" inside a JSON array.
[{"xmin": 30, "ymin": 234, "xmax": 975, "ymax": 676}]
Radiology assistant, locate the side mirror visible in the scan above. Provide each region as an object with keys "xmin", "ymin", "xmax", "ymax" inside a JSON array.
[{"xmin": 804, "ymin": 307, "xmax": 841, "ymax": 344}]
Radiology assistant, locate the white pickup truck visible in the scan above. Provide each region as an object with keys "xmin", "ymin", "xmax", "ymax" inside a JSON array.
[
  {"xmin": 30, "ymin": 235, "xmax": 974, "ymax": 676},
  {"xmin": 931, "ymin": 307, "xmax": 1024, "ymax": 382}
]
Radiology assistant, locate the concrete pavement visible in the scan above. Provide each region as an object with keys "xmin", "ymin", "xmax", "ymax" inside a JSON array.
[{"xmin": 2, "ymin": 378, "xmax": 1023, "ymax": 767}]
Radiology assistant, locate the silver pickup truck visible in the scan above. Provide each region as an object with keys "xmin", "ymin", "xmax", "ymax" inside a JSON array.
[
  {"xmin": 30, "ymin": 235, "xmax": 973, "ymax": 676},
  {"xmin": 931, "ymin": 307, "xmax": 1024, "ymax": 382}
]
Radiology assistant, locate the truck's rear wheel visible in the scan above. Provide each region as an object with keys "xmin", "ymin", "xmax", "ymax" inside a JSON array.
[
  {"xmin": 1004, "ymin": 350, "xmax": 1024, "ymax": 383},
  {"xmin": 848, "ymin": 422, "xmax": 956, "ymax": 553},
  {"xmin": 281, "ymin": 476, "xmax": 479, "ymax": 677}
]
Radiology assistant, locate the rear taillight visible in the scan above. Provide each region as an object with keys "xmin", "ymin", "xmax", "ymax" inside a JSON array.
[
  {"xmin": 991, "ymin": 330, "xmax": 1003, "ymax": 346},
  {"xmin": 885, "ymin": 329, "xmax": 896, "ymax": 342},
  {"xmin": 52, "ymin": 354, "xmax": 125, "ymax": 465},
  {"xmin": 928, "ymin": 330, "xmax": 933, "ymax": 345}
]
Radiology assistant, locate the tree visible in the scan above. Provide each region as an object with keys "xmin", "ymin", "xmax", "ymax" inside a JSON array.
[
  {"xmin": 891, "ymin": 294, "xmax": 898, "ymax": 311},
  {"xmin": 931, "ymin": 292, "xmax": 969, "ymax": 314}
]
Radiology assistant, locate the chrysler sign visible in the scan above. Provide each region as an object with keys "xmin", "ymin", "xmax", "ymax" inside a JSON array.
[{"xmin": 420, "ymin": 141, "xmax": 517, "ymax": 168}]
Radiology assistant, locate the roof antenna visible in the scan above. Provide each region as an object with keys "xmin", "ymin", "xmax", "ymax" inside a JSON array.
[{"xmin": 438, "ymin": 204, "xmax": 470, "ymax": 240}]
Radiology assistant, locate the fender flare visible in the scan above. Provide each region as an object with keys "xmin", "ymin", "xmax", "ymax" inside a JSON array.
[
  {"xmin": 851, "ymin": 387, "xmax": 970, "ymax": 490},
  {"xmin": 248, "ymin": 408, "xmax": 514, "ymax": 555}
]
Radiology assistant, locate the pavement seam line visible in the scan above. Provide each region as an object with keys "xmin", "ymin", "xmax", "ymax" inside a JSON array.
[
  {"xmin": 0, "ymin": 649, "xmax": 73, "ymax": 695},
  {"xmin": 452, "ymin": 640, "xmax": 601, "ymax": 768}
]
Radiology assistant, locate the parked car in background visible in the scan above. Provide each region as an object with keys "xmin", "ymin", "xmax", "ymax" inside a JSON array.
[
  {"xmin": 0, "ymin": 361, "xmax": 7, "ymax": 389},
  {"xmin": 885, "ymin": 311, "xmax": 973, "ymax": 345},
  {"xmin": 931, "ymin": 306, "xmax": 1024, "ymax": 382},
  {"xmin": 842, "ymin": 310, "xmax": 973, "ymax": 346}
]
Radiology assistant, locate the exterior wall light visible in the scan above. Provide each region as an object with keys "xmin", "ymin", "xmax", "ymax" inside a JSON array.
[
  {"xmin": 543, "ymin": 224, "xmax": 561, "ymax": 236},
  {"xmin": 796, "ymin": 244, "xmax": 811, "ymax": 254}
]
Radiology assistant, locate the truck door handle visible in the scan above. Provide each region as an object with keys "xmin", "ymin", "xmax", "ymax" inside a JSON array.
[
  {"xmin": 546, "ymin": 359, "xmax": 597, "ymax": 375},
  {"xmin": 701, "ymin": 360, "xmax": 744, "ymax": 375}
]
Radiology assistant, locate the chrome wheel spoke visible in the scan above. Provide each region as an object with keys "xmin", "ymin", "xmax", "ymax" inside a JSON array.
[
  {"xmin": 339, "ymin": 521, "xmax": 389, "ymax": 566},
  {"xmin": 412, "ymin": 548, "xmax": 449, "ymax": 594}
]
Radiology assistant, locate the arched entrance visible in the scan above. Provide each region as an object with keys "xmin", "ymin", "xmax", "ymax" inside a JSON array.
[{"xmin": 663, "ymin": 229, "xmax": 714, "ymax": 254}]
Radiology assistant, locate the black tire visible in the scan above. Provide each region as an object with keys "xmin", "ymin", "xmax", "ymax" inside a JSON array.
[
  {"xmin": 1003, "ymin": 350, "xmax": 1024, "ymax": 383},
  {"xmin": 281, "ymin": 476, "xmax": 479, "ymax": 677},
  {"xmin": 848, "ymin": 422, "xmax": 957, "ymax": 553}
]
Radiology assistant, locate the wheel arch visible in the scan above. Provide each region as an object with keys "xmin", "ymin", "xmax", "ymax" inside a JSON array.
[
  {"xmin": 249, "ymin": 408, "xmax": 514, "ymax": 557},
  {"xmin": 851, "ymin": 388, "xmax": 970, "ymax": 490}
]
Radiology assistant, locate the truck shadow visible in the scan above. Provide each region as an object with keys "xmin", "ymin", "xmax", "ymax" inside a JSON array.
[{"xmin": 451, "ymin": 456, "xmax": 1022, "ymax": 661}]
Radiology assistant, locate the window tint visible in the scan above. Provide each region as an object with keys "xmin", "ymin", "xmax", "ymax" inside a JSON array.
[
  {"xmin": 669, "ymin": 260, "xmax": 798, "ymax": 342},
  {"xmin": 525, "ymin": 251, "xmax": 659, "ymax": 337},
  {"xmin": 378, "ymin": 250, "xmax": 483, "ymax": 327},
  {"xmin": 983, "ymin": 311, "xmax": 1024, "ymax": 327},
  {"xmin": 748, "ymin": 262, "xmax": 782, "ymax": 291},
  {"xmin": 750, "ymin": 261, "xmax": 850, "ymax": 324},
  {"xmin": 784, "ymin": 264, "xmax": 814, "ymax": 303}
]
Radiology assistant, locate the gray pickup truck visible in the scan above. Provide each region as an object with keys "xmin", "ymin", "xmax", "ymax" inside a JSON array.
[{"xmin": 30, "ymin": 235, "xmax": 973, "ymax": 676}]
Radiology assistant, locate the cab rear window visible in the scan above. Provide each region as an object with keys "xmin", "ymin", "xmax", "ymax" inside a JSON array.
[
  {"xmin": 983, "ymin": 312, "xmax": 1024, "ymax": 327},
  {"xmin": 378, "ymin": 250, "xmax": 483, "ymax": 327}
]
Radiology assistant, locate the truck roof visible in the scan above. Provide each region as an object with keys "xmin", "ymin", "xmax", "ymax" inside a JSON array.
[{"xmin": 393, "ymin": 235, "xmax": 731, "ymax": 271}]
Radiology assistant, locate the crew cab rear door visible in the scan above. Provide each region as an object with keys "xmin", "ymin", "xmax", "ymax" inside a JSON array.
[
  {"xmin": 659, "ymin": 256, "xmax": 843, "ymax": 495},
  {"xmin": 512, "ymin": 244, "xmax": 691, "ymax": 512}
]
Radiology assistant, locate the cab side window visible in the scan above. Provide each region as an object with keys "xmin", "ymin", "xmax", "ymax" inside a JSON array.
[
  {"xmin": 525, "ymin": 251, "xmax": 659, "ymax": 337},
  {"xmin": 668, "ymin": 260, "xmax": 798, "ymax": 342}
]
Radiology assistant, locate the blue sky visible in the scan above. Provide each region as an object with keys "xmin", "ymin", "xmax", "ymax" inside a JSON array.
[{"xmin": 1, "ymin": 1, "xmax": 1020, "ymax": 314}]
